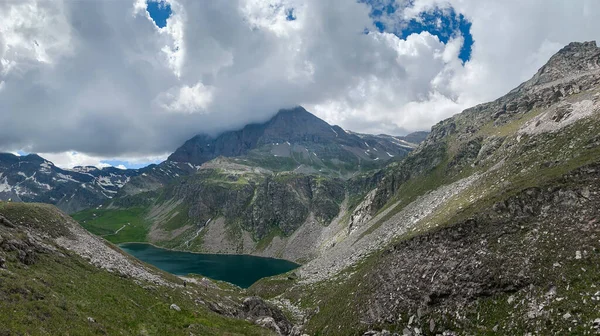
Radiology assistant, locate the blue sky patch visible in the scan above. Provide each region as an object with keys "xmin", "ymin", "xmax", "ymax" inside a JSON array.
[
  {"xmin": 147, "ymin": 0, "xmax": 172, "ymax": 28},
  {"xmin": 286, "ymin": 8, "xmax": 296, "ymax": 21},
  {"xmin": 363, "ymin": 0, "xmax": 473, "ymax": 63},
  {"xmin": 400, "ymin": 8, "xmax": 473, "ymax": 63},
  {"xmin": 101, "ymin": 159, "xmax": 162, "ymax": 170}
]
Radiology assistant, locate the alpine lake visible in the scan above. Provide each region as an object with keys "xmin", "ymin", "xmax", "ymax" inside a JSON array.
[{"xmin": 119, "ymin": 243, "xmax": 299, "ymax": 288}]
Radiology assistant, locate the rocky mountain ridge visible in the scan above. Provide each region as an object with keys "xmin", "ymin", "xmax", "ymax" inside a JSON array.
[
  {"xmin": 168, "ymin": 106, "xmax": 419, "ymax": 176},
  {"xmin": 0, "ymin": 153, "xmax": 139, "ymax": 213},
  {"xmin": 0, "ymin": 153, "xmax": 200, "ymax": 214}
]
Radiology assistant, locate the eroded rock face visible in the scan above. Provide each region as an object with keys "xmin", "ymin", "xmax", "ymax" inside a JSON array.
[
  {"xmin": 526, "ymin": 41, "xmax": 600, "ymax": 87},
  {"xmin": 164, "ymin": 171, "xmax": 345, "ymax": 240},
  {"xmin": 348, "ymin": 189, "xmax": 377, "ymax": 234}
]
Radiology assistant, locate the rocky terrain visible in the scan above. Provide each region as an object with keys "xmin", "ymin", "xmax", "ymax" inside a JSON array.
[{"xmin": 245, "ymin": 41, "xmax": 600, "ymax": 335}]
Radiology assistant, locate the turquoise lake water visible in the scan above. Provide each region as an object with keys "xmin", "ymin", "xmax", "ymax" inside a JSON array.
[{"xmin": 119, "ymin": 243, "xmax": 299, "ymax": 288}]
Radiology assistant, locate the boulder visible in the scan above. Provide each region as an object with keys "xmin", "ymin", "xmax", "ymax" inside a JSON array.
[{"xmin": 242, "ymin": 296, "xmax": 293, "ymax": 335}]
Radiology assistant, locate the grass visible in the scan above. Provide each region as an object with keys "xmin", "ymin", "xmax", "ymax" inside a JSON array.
[
  {"xmin": 255, "ymin": 227, "xmax": 283, "ymax": 252},
  {"xmin": 0, "ymin": 203, "xmax": 273, "ymax": 336},
  {"xmin": 160, "ymin": 203, "xmax": 192, "ymax": 232},
  {"xmin": 476, "ymin": 108, "xmax": 543, "ymax": 138},
  {"xmin": 201, "ymin": 169, "xmax": 256, "ymax": 188},
  {"xmin": 72, "ymin": 207, "xmax": 150, "ymax": 244},
  {"xmin": 0, "ymin": 202, "xmax": 73, "ymax": 238},
  {"xmin": 357, "ymin": 154, "xmax": 452, "ymax": 241},
  {"xmin": 0, "ymin": 254, "xmax": 272, "ymax": 335}
]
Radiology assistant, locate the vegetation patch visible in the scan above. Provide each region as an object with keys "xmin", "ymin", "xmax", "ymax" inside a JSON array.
[{"xmin": 72, "ymin": 207, "xmax": 150, "ymax": 244}]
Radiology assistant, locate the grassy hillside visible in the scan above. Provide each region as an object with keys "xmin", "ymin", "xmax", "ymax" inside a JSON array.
[
  {"xmin": 0, "ymin": 202, "xmax": 275, "ymax": 335},
  {"xmin": 73, "ymin": 207, "xmax": 151, "ymax": 244},
  {"xmin": 259, "ymin": 161, "xmax": 600, "ymax": 335}
]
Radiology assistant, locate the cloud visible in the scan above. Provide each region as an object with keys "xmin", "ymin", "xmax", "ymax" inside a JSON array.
[
  {"xmin": 159, "ymin": 81, "xmax": 214, "ymax": 113},
  {"xmin": 0, "ymin": 0, "xmax": 599, "ymax": 167},
  {"xmin": 37, "ymin": 152, "xmax": 112, "ymax": 169},
  {"xmin": 36, "ymin": 151, "xmax": 169, "ymax": 169}
]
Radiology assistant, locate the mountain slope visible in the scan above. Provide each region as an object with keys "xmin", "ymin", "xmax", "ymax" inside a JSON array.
[
  {"xmin": 246, "ymin": 41, "xmax": 600, "ymax": 335},
  {"xmin": 0, "ymin": 202, "xmax": 291, "ymax": 335},
  {"xmin": 69, "ymin": 109, "xmax": 427, "ymax": 260},
  {"xmin": 73, "ymin": 164, "xmax": 348, "ymax": 263}
]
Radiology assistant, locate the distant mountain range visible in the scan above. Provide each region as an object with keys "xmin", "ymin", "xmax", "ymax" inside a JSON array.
[
  {"xmin": 0, "ymin": 153, "xmax": 139, "ymax": 213},
  {"xmin": 0, "ymin": 108, "xmax": 428, "ymax": 213}
]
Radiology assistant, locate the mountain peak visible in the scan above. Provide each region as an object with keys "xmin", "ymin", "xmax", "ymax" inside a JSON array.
[
  {"xmin": 273, "ymin": 106, "xmax": 310, "ymax": 117},
  {"xmin": 528, "ymin": 40, "xmax": 600, "ymax": 87},
  {"xmin": 557, "ymin": 40, "xmax": 598, "ymax": 53},
  {"xmin": 167, "ymin": 106, "xmax": 418, "ymax": 169}
]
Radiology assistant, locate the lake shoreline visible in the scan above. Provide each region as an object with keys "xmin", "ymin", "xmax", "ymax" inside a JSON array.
[{"xmin": 117, "ymin": 241, "xmax": 301, "ymax": 266}]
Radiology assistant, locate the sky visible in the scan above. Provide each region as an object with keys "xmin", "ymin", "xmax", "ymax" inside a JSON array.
[{"xmin": 0, "ymin": 0, "xmax": 599, "ymax": 169}]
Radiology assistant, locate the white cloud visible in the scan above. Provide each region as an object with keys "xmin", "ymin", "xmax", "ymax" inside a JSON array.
[
  {"xmin": 0, "ymin": 0, "xmax": 599, "ymax": 168},
  {"xmin": 38, "ymin": 152, "xmax": 112, "ymax": 169},
  {"xmin": 0, "ymin": 0, "xmax": 72, "ymax": 69},
  {"xmin": 160, "ymin": 81, "xmax": 214, "ymax": 113},
  {"xmin": 36, "ymin": 151, "xmax": 169, "ymax": 169}
]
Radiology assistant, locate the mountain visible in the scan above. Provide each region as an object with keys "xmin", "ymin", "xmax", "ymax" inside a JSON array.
[
  {"xmin": 0, "ymin": 202, "xmax": 290, "ymax": 335},
  {"xmin": 66, "ymin": 108, "xmax": 428, "ymax": 260},
  {"xmin": 0, "ymin": 108, "xmax": 425, "ymax": 214},
  {"xmin": 0, "ymin": 153, "xmax": 140, "ymax": 213},
  {"xmin": 168, "ymin": 106, "xmax": 419, "ymax": 176},
  {"xmin": 77, "ymin": 41, "xmax": 600, "ymax": 266},
  {"xmin": 242, "ymin": 41, "xmax": 600, "ymax": 335}
]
